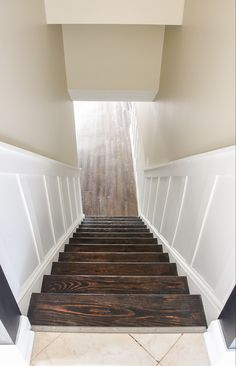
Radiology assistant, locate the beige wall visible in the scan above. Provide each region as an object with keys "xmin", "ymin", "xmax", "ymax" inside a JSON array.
[
  {"xmin": 62, "ymin": 25, "xmax": 165, "ymax": 101},
  {"xmin": 45, "ymin": 0, "xmax": 185, "ymax": 25},
  {"xmin": 135, "ymin": 0, "xmax": 235, "ymax": 168},
  {"xmin": 0, "ymin": 0, "xmax": 77, "ymax": 166}
]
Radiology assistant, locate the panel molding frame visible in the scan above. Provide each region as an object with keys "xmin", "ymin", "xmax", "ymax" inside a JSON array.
[
  {"xmin": 0, "ymin": 142, "xmax": 84, "ymax": 315},
  {"xmin": 130, "ymin": 105, "xmax": 235, "ymax": 323}
]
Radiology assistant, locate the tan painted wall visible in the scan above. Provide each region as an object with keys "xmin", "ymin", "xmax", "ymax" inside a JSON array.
[
  {"xmin": 135, "ymin": 0, "xmax": 235, "ymax": 168},
  {"xmin": 0, "ymin": 0, "xmax": 77, "ymax": 166},
  {"xmin": 62, "ymin": 25, "xmax": 165, "ymax": 101},
  {"xmin": 45, "ymin": 0, "xmax": 185, "ymax": 25}
]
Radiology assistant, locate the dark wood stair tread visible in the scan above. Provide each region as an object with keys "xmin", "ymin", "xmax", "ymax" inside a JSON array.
[
  {"xmin": 27, "ymin": 216, "xmax": 207, "ymax": 333},
  {"xmin": 28, "ymin": 293, "xmax": 207, "ymax": 330},
  {"xmin": 85, "ymin": 216, "xmax": 140, "ymax": 220},
  {"xmin": 58, "ymin": 252, "xmax": 169, "ymax": 262},
  {"xmin": 77, "ymin": 227, "xmax": 150, "ymax": 232},
  {"xmin": 74, "ymin": 232, "xmax": 153, "ymax": 237},
  {"xmin": 70, "ymin": 237, "xmax": 157, "ymax": 244},
  {"xmin": 79, "ymin": 224, "xmax": 146, "ymax": 228},
  {"xmin": 51, "ymin": 262, "xmax": 177, "ymax": 276},
  {"xmin": 65, "ymin": 244, "xmax": 163, "ymax": 252},
  {"xmin": 41, "ymin": 275, "xmax": 189, "ymax": 294}
]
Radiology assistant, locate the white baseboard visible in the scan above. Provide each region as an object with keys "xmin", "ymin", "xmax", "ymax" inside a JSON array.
[
  {"xmin": 204, "ymin": 320, "xmax": 236, "ymax": 366},
  {"xmin": 18, "ymin": 217, "xmax": 82, "ymax": 315},
  {"xmin": 141, "ymin": 214, "xmax": 221, "ymax": 323},
  {"xmin": 0, "ymin": 316, "xmax": 34, "ymax": 366}
]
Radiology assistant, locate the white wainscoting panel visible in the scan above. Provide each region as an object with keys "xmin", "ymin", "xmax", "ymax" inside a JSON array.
[
  {"xmin": 0, "ymin": 175, "xmax": 39, "ymax": 295},
  {"xmin": 60, "ymin": 176, "xmax": 73, "ymax": 229},
  {"xmin": 45, "ymin": 176, "xmax": 65, "ymax": 242},
  {"xmin": 173, "ymin": 176, "xmax": 216, "ymax": 263},
  {"xmin": 0, "ymin": 143, "xmax": 83, "ymax": 314},
  {"xmin": 153, "ymin": 177, "xmax": 170, "ymax": 231},
  {"xmin": 192, "ymin": 176, "xmax": 235, "ymax": 304},
  {"xmin": 130, "ymin": 105, "xmax": 235, "ymax": 323},
  {"xmin": 161, "ymin": 176, "xmax": 186, "ymax": 245}
]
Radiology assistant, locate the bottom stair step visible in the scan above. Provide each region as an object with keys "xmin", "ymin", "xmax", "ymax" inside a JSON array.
[
  {"xmin": 41, "ymin": 275, "xmax": 190, "ymax": 294},
  {"xmin": 28, "ymin": 293, "xmax": 207, "ymax": 332}
]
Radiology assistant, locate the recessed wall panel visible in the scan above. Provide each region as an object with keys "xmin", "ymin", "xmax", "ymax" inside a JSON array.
[
  {"xmin": 193, "ymin": 177, "xmax": 235, "ymax": 302},
  {"xmin": 0, "ymin": 175, "xmax": 38, "ymax": 294},
  {"xmin": 46, "ymin": 176, "xmax": 65, "ymax": 241},
  {"xmin": 161, "ymin": 177, "xmax": 186, "ymax": 244}
]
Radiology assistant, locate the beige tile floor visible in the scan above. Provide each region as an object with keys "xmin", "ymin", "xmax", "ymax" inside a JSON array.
[{"xmin": 31, "ymin": 332, "xmax": 210, "ymax": 366}]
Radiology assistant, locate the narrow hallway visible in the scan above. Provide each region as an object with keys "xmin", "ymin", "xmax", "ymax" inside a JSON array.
[{"xmin": 74, "ymin": 102, "xmax": 138, "ymax": 216}]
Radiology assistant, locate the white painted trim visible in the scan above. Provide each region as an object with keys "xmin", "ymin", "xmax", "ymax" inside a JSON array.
[
  {"xmin": 190, "ymin": 177, "xmax": 218, "ymax": 266},
  {"xmin": 141, "ymin": 214, "xmax": 223, "ymax": 313},
  {"xmin": 151, "ymin": 177, "xmax": 160, "ymax": 225},
  {"xmin": 160, "ymin": 176, "xmax": 172, "ymax": 233},
  {"xmin": 17, "ymin": 218, "xmax": 80, "ymax": 308},
  {"xmin": 171, "ymin": 176, "xmax": 188, "ymax": 247},
  {"xmin": 204, "ymin": 320, "xmax": 236, "ymax": 366},
  {"xmin": 16, "ymin": 175, "xmax": 41, "ymax": 265},
  {"xmin": 129, "ymin": 124, "xmax": 141, "ymax": 215},
  {"xmin": 144, "ymin": 146, "xmax": 235, "ymax": 176},
  {"xmin": 43, "ymin": 176, "xmax": 57, "ymax": 246},
  {"xmin": 0, "ymin": 316, "xmax": 34, "ymax": 366},
  {"xmin": 145, "ymin": 177, "xmax": 152, "ymax": 219},
  {"xmin": 57, "ymin": 176, "xmax": 67, "ymax": 231},
  {"xmin": 0, "ymin": 142, "xmax": 79, "ymax": 175}
]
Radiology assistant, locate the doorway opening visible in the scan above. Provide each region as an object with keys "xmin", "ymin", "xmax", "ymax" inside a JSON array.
[{"xmin": 73, "ymin": 102, "xmax": 138, "ymax": 217}]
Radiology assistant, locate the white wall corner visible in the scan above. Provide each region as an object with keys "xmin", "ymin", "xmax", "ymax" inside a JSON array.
[
  {"xmin": 204, "ymin": 320, "xmax": 236, "ymax": 366},
  {"xmin": 0, "ymin": 316, "xmax": 34, "ymax": 366}
]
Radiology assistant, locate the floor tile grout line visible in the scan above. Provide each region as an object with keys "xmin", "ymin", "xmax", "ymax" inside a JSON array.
[
  {"xmin": 129, "ymin": 334, "xmax": 159, "ymax": 363},
  {"xmin": 31, "ymin": 333, "xmax": 62, "ymax": 361},
  {"xmin": 158, "ymin": 334, "xmax": 183, "ymax": 363}
]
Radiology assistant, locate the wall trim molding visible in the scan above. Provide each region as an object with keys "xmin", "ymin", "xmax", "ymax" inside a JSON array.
[
  {"xmin": 0, "ymin": 316, "xmax": 34, "ymax": 366},
  {"xmin": 204, "ymin": 320, "xmax": 236, "ymax": 366},
  {"xmin": 17, "ymin": 218, "xmax": 81, "ymax": 311},
  {"xmin": 144, "ymin": 146, "xmax": 235, "ymax": 175},
  {"xmin": 141, "ymin": 214, "xmax": 222, "ymax": 315}
]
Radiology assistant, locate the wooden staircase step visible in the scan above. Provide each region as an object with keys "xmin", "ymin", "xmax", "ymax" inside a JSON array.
[
  {"xmin": 77, "ymin": 227, "xmax": 150, "ymax": 232},
  {"xmin": 41, "ymin": 275, "xmax": 189, "ymax": 294},
  {"xmin": 28, "ymin": 293, "xmax": 207, "ymax": 331},
  {"xmin": 82, "ymin": 221, "xmax": 143, "ymax": 225},
  {"xmin": 85, "ymin": 216, "xmax": 140, "ymax": 220},
  {"xmin": 79, "ymin": 222, "xmax": 146, "ymax": 228},
  {"xmin": 58, "ymin": 252, "xmax": 169, "ymax": 262},
  {"xmin": 51, "ymin": 262, "xmax": 177, "ymax": 276},
  {"xmin": 74, "ymin": 232, "xmax": 153, "ymax": 238},
  {"xmin": 65, "ymin": 244, "xmax": 163, "ymax": 252},
  {"xmin": 69, "ymin": 237, "xmax": 157, "ymax": 244}
]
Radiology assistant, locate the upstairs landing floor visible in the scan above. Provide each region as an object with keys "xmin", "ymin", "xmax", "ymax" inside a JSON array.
[{"xmin": 74, "ymin": 102, "xmax": 138, "ymax": 216}]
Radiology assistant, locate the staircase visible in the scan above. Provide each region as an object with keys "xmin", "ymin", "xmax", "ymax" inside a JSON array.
[{"xmin": 28, "ymin": 217, "xmax": 207, "ymax": 332}]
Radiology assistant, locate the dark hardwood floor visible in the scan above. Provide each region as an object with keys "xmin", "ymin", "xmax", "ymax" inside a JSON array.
[{"xmin": 75, "ymin": 102, "xmax": 138, "ymax": 216}]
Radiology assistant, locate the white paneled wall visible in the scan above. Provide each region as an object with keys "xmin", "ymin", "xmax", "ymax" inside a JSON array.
[
  {"xmin": 0, "ymin": 143, "xmax": 83, "ymax": 314},
  {"xmin": 130, "ymin": 108, "xmax": 235, "ymax": 323}
]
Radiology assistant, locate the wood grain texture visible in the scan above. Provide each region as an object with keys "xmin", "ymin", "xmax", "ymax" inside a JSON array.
[
  {"xmin": 65, "ymin": 244, "xmax": 163, "ymax": 252},
  {"xmin": 79, "ymin": 221, "xmax": 146, "ymax": 229},
  {"xmin": 41, "ymin": 275, "xmax": 190, "ymax": 294},
  {"xmin": 28, "ymin": 293, "xmax": 207, "ymax": 328},
  {"xmin": 28, "ymin": 216, "xmax": 207, "ymax": 331},
  {"xmin": 75, "ymin": 232, "xmax": 153, "ymax": 237},
  {"xmin": 69, "ymin": 237, "xmax": 157, "ymax": 244},
  {"xmin": 77, "ymin": 227, "xmax": 150, "ymax": 232},
  {"xmin": 51, "ymin": 262, "xmax": 178, "ymax": 276},
  {"xmin": 85, "ymin": 216, "xmax": 140, "ymax": 220},
  {"xmin": 76, "ymin": 102, "xmax": 138, "ymax": 216},
  {"xmin": 58, "ymin": 252, "xmax": 169, "ymax": 263}
]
